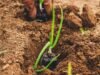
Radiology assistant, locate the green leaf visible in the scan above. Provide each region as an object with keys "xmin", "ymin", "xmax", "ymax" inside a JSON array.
[{"xmin": 33, "ymin": 42, "xmax": 50, "ymax": 69}]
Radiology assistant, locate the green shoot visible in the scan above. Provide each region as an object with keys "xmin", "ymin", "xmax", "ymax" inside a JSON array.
[
  {"xmin": 51, "ymin": 6, "xmax": 64, "ymax": 49},
  {"xmin": 80, "ymin": 27, "xmax": 85, "ymax": 35},
  {"xmin": 33, "ymin": 3, "xmax": 64, "ymax": 73},
  {"xmin": 50, "ymin": 5, "xmax": 55, "ymax": 46},
  {"xmin": 33, "ymin": 42, "xmax": 50, "ymax": 69},
  {"xmin": 35, "ymin": 54, "xmax": 60, "ymax": 72},
  {"xmin": 68, "ymin": 62, "xmax": 72, "ymax": 75},
  {"xmin": 39, "ymin": 0, "xmax": 44, "ymax": 10}
]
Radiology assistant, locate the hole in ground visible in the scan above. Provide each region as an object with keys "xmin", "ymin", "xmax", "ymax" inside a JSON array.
[{"xmin": 20, "ymin": 38, "xmax": 68, "ymax": 75}]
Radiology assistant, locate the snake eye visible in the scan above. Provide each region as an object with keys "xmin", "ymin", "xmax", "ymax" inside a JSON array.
[{"xmin": 40, "ymin": 53, "xmax": 58, "ymax": 70}]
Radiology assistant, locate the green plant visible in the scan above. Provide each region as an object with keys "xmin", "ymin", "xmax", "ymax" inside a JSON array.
[
  {"xmin": 63, "ymin": 62, "xmax": 72, "ymax": 75},
  {"xmin": 51, "ymin": 5, "xmax": 64, "ymax": 49},
  {"xmin": 39, "ymin": 0, "xmax": 44, "ymax": 10},
  {"xmin": 80, "ymin": 27, "xmax": 85, "ymax": 35},
  {"xmin": 68, "ymin": 62, "xmax": 72, "ymax": 75},
  {"xmin": 33, "ymin": 42, "xmax": 50, "ymax": 69},
  {"xmin": 35, "ymin": 54, "xmax": 60, "ymax": 72},
  {"xmin": 33, "ymin": 4, "xmax": 64, "ymax": 73},
  {"xmin": 50, "ymin": 5, "xmax": 55, "ymax": 47}
]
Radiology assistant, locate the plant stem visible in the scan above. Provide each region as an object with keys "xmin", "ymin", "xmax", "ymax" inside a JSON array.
[
  {"xmin": 39, "ymin": 0, "xmax": 44, "ymax": 10},
  {"xmin": 50, "ymin": 6, "xmax": 55, "ymax": 46},
  {"xmin": 51, "ymin": 6, "xmax": 64, "ymax": 48},
  {"xmin": 33, "ymin": 42, "xmax": 50, "ymax": 69},
  {"xmin": 33, "ymin": 3, "xmax": 63, "ymax": 73}
]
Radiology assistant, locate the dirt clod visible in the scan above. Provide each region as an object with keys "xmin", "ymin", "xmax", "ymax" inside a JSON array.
[
  {"xmin": 64, "ymin": 12, "xmax": 82, "ymax": 29},
  {"xmin": 64, "ymin": 5, "xmax": 79, "ymax": 14},
  {"xmin": 23, "ymin": 0, "xmax": 37, "ymax": 20},
  {"xmin": 81, "ymin": 4, "xmax": 97, "ymax": 27},
  {"xmin": 0, "ymin": 0, "xmax": 100, "ymax": 75}
]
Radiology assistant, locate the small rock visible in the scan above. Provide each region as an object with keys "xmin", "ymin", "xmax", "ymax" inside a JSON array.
[
  {"xmin": 64, "ymin": 5, "xmax": 79, "ymax": 14},
  {"xmin": 44, "ymin": 0, "xmax": 52, "ymax": 16},
  {"xmin": 42, "ymin": 69, "xmax": 60, "ymax": 75},
  {"xmin": 96, "ymin": 11, "xmax": 100, "ymax": 21},
  {"xmin": 23, "ymin": 0, "xmax": 37, "ymax": 21},
  {"xmin": 96, "ymin": 12, "xmax": 100, "ymax": 18},
  {"xmin": 81, "ymin": 4, "xmax": 97, "ymax": 27},
  {"xmin": 42, "ymin": 69, "xmax": 54, "ymax": 75},
  {"xmin": 65, "ymin": 12, "xmax": 82, "ymax": 29},
  {"xmin": 77, "ymin": 52, "xmax": 86, "ymax": 62},
  {"xmin": 28, "ymin": 66, "xmax": 37, "ymax": 75},
  {"xmin": 2, "ymin": 64, "xmax": 10, "ymax": 70}
]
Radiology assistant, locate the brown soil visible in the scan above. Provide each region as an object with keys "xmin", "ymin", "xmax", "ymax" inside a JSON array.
[{"xmin": 0, "ymin": 0, "xmax": 100, "ymax": 75}]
